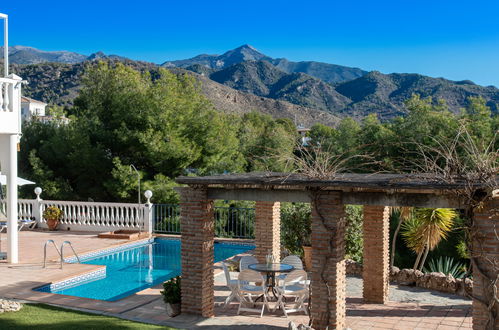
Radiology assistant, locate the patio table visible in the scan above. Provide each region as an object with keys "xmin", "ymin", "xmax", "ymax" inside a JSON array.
[{"xmin": 248, "ymin": 263, "xmax": 294, "ymax": 299}]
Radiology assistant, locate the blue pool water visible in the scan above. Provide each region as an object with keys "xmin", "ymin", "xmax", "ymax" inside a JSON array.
[{"xmin": 37, "ymin": 238, "xmax": 254, "ymax": 301}]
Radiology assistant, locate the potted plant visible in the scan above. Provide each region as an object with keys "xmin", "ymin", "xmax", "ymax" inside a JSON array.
[
  {"xmin": 281, "ymin": 203, "xmax": 312, "ymax": 270},
  {"xmin": 43, "ymin": 206, "xmax": 63, "ymax": 231},
  {"xmin": 161, "ymin": 276, "xmax": 181, "ymax": 317}
]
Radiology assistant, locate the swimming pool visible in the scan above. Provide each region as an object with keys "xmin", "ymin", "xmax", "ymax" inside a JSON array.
[{"xmin": 35, "ymin": 238, "xmax": 254, "ymax": 301}]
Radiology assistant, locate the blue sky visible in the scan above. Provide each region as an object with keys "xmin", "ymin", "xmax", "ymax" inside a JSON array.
[{"xmin": 2, "ymin": 0, "xmax": 499, "ymax": 86}]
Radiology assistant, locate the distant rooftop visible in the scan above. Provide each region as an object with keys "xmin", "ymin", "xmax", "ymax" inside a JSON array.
[{"xmin": 21, "ymin": 96, "xmax": 47, "ymax": 105}]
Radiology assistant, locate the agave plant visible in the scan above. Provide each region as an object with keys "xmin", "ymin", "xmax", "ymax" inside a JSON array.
[{"xmin": 423, "ymin": 256, "xmax": 466, "ymax": 279}]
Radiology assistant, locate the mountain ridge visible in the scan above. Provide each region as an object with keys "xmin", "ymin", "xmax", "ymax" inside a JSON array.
[{"xmin": 6, "ymin": 44, "xmax": 499, "ymax": 124}]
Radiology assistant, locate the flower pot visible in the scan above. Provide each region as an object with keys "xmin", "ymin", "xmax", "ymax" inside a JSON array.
[
  {"xmin": 302, "ymin": 245, "xmax": 312, "ymax": 271},
  {"xmin": 166, "ymin": 302, "xmax": 181, "ymax": 317},
  {"xmin": 46, "ymin": 218, "xmax": 59, "ymax": 231}
]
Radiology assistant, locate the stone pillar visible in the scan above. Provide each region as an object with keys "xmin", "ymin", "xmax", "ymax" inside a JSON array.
[
  {"xmin": 362, "ymin": 205, "xmax": 390, "ymax": 304},
  {"xmin": 472, "ymin": 197, "xmax": 498, "ymax": 330},
  {"xmin": 310, "ymin": 191, "xmax": 346, "ymax": 330},
  {"xmin": 179, "ymin": 187, "xmax": 214, "ymax": 317},
  {"xmin": 254, "ymin": 201, "xmax": 280, "ymax": 263}
]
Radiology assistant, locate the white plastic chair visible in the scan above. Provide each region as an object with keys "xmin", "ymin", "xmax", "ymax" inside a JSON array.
[
  {"xmin": 239, "ymin": 255, "xmax": 258, "ymax": 271},
  {"xmin": 273, "ymin": 269, "xmax": 309, "ymax": 317},
  {"xmin": 0, "ymin": 219, "xmax": 36, "ymax": 233},
  {"xmin": 222, "ymin": 262, "xmax": 240, "ymax": 308},
  {"xmin": 277, "ymin": 255, "xmax": 304, "ymax": 282},
  {"xmin": 237, "ymin": 269, "xmax": 270, "ymax": 317}
]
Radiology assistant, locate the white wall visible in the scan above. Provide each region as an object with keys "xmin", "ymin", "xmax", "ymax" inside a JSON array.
[{"xmin": 21, "ymin": 101, "xmax": 46, "ymax": 120}]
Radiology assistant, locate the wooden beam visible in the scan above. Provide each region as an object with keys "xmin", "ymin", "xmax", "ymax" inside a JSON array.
[
  {"xmin": 206, "ymin": 188, "xmax": 466, "ymax": 208},
  {"xmin": 207, "ymin": 188, "xmax": 310, "ymax": 203}
]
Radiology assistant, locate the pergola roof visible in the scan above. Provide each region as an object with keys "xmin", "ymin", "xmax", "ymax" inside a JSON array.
[
  {"xmin": 176, "ymin": 172, "xmax": 498, "ymax": 208},
  {"xmin": 177, "ymin": 172, "xmax": 496, "ymax": 192}
]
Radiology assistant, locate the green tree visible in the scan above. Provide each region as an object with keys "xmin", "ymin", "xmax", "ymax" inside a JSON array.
[
  {"xmin": 237, "ymin": 112, "xmax": 297, "ymax": 172},
  {"xmin": 20, "ymin": 62, "xmax": 246, "ymax": 202}
]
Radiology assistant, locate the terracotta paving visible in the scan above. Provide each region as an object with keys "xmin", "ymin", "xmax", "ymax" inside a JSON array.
[{"xmin": 0, "ymin": 231, "xmax": 472, "ymax": 329}]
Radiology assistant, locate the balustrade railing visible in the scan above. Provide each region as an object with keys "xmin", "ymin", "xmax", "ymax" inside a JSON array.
[
  {"xmin": 0, "ymin": 78, "xmax": 12, "ymax": 112},
  {"xmin": 3, "ymin": 197, "xmax": 254, "ymax": 238},
  {"xmin": 40, "ymin": 200, "xmax": 148, "ymax": 231},
  {"xmin": 153, "ymin": 204, "xmax": 255, "ymax": 239},
  {"xmin": 0, "ymin": 199, "xmax": 35, "ymax": 220},
  {"xmin": 0, "ymin": 76, "xmax": 22, "ymax": 134}
]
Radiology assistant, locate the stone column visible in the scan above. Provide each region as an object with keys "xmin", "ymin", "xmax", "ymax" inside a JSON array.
[
  {"xmin": 472, "ymin": 197, "xmax": 498, "ymax": 330},
  {"xmin": 362, "ymin": 205, "xmax": 390, "ymax": 304},
  {"xmin": 254, "ymin": 201, "xmax": 281, "ymax": 263},
  {"xmin": 179, "ymin": 187, "xmax": 214, "ymax": 317},
  {"xmin": 310, "ymin": 191, "xmax": 346, "ymax": 330}
]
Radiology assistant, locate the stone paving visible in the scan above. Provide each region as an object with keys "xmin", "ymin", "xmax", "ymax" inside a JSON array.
[
  {"xmin": 111, "ymin": 272, "xmax": 472, "ymax": 330},
  {"xmin": 0, "ymin": 231, "xmax": 472, "ymax": 329}
]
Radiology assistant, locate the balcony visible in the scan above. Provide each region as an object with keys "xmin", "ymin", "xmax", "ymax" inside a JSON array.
[{"xmin": 0, "ymin": 74, "xmax": 23, "ymax": 135}]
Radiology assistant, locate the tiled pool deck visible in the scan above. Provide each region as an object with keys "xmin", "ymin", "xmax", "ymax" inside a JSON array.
[{"xmin": 0, "ymin": 231, "xmax": 471, "ymax": 329}]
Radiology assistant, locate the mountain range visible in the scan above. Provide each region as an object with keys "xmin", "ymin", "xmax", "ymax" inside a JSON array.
[{"xmin": 6, "ymin": 44, "xmax": 499, "ymax": 125}]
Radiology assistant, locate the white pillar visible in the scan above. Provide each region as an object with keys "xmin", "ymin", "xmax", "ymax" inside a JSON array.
[
  {"xmin": 143, "ymin": 190, "xmax": 153, "ymax": 234},
  {"xmin": 33, "ymin": 187, "xmax": 43, "ymax": 226},
  {"xmin": 6, "ymin": 134, "xmax": 18, "ymax": 263}
]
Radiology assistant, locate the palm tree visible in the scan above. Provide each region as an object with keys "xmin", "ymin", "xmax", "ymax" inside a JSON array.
[{"xmin": 401, "ymin": 208, "xmax": 457, "ymax": 271}]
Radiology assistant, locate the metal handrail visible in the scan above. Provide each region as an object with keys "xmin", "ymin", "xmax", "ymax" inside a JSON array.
[
  {"xmin": 60, "ymin": 241, "xmax": 81, "ymax": 269},
  {"xmin": 43, "ymin": 239, "xmax": 61, "ymax": 268}
]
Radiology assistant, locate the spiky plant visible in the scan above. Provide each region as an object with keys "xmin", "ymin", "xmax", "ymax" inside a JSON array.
[{"xmin": 423, "ymin": 256, "xmax": 467, "ymax": 279}]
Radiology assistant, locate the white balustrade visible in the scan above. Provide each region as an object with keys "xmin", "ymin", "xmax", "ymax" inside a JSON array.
[
  {"xmin": 2, "ymin": 190, "xmax": 153, "ymax": 233},
  {"xmin": 0, "ymin": 75, "xmax": 22, "ymax": 134},
  {"xmin": 0, "ymin": 199, "xmax": 35, "ymax": 220},
  {"xmin": 39, "ymin": 200, "xmax": 148, "ymax": 232}
]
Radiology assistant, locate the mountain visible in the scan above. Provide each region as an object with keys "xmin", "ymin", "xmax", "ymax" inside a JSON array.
[
  {"xmin": 2, "ymin": 46, "xmax": 131, "ymax": 65},
  {"xmin": 270, "ymin": 58, "xmax": 367, "ymax": 84},
  {"xmin": 162, "ymin": 44, "xmax": 271, "ymax": 69},
  {"xmin": 7, "ymin": 45, "xmax": 499, "ymax": 125},
  {"xmin": 208, "ymin": 61, "xmax": 350, "ymax": 112},
  {"xmin": 163, "ymin": 44, "xmax": 366, "ymax": 84},
  {"xmin": 205, "ymin": 61, "xmax": 350, "ymax": 113},
  {"xmin": 11, "ymin": 60, "xmax": 339, "ymax": 126},
  {"xmin": 335, "ymin": 71, "xmax": 499, "ymax": 119},
  {"xmin": 2, "ymin": 46, "xmax": 88, "ymax": 64}
]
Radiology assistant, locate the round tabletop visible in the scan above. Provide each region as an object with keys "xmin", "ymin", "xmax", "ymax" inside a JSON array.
[{"xmin": 248, "ymin": 263, "xmax": 294, "ymax": 273}]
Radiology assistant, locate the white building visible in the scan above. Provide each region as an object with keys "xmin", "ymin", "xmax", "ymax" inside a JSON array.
[
  {"xmin": 0, "ymin": 12, "xmax": 22, "ymax": 263},
  {"xmin": 21, "ymin": 96, "xmax": 47, "ymax": 120}
]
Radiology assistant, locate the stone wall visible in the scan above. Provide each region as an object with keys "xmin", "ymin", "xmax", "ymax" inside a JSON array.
[{"xmin": 346, "ymin": 259, "xmax": 473, "ymax": 297}]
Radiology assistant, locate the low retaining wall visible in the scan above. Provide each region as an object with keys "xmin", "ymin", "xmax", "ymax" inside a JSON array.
[{"xmin": 345, "ymin": 259, "xmax": 472, "ymax": 297}]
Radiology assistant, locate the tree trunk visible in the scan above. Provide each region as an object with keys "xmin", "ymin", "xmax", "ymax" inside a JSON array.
[
  {"xmin": 418, "ymin": 242, "xmax": 430, "ymax": 271},
  {"xmin": 390, "ymin": 217, "xmax": 403, "ymax": 268},
  {"xmin": 413, "ymin": 249, "xmax": 424, "ymax": 270}
]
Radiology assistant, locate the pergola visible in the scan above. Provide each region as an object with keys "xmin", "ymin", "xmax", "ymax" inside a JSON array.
[{"xmin": 176, "ymin": 172, "xmax": 498, "ymax": 330}]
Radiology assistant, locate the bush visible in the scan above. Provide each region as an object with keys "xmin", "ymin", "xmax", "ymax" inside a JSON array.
[
  {"xmin": 280, "ymin": 203, "xmax": 311, "ymax": 256},
  {"xmin": 345, "ymin": 205, "xmax": 363, "ymax": 262},
  {"xmin": 161, "ymin": 276, "xmax": 181, "ymax": 304}
]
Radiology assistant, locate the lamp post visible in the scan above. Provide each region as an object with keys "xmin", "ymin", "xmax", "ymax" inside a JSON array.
[
  {"xmin": 0, "ymin": 13, "xmax": 7, "ymax": 77},
  {"xmin": 130, "ymin": 165, "xmax": 141, "ymax": 205}
]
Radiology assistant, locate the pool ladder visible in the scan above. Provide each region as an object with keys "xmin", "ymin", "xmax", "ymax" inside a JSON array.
[{"xmin": 43, "ymin": 240, "xmax": 81, "ymax": 269}]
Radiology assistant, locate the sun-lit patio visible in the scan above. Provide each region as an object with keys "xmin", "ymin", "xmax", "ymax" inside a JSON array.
[{"xmin": 0, "ymin": 230, "xmax": 473, "ymax": 329}]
